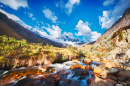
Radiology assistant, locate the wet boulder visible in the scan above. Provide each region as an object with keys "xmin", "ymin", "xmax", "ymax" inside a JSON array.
[
  {"xmin": 88, "ymin": 76, "xmax": 114, "ymax": 86},
  {"xmin": 105, "ymin": 79, "xmax": 117, "ymax": 86},
  {"xmin": 86, "ymin": 65, "xmax": 94, "ymax": 71},
  {"xmin": 118, "ymin": 70, "xmax": 130, "ymax": 79},
  {"xmin": 53, "ymin": 74, "xmax": 61, "ymax": 81},
  {"xmin": 70, "ymin": 63, "xmax": 85, "ymax": 69},
  {"xmin": 100, "ymin": 68, "xmax": 119, "ymax": 77},
  {"xmin": 66, "ymin": 79, "xmax": 72, "ymax": 83},
  {"xmin": 78, "ymin": 69, "xmax": 89, "ymax": 76},
  {"xmin": 84, "ymin": 58, "xmax": 91, "ymax": 65}
]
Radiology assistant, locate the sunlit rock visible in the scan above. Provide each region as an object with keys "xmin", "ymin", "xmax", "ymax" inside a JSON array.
[
  {"xmin": 92, "ymin": 58, "xmax": 101, "ymax": 62},
  {"xmin": 70, "ymin": 63, "xmax": 85, "ymax": 69},
  {"xmin": 93, "ymin": 68, "xmax": 103, "ymax": 74},
  {"xmin": 84, "ymin": 58, "xmax": 91, "ymax": 65},
  {"xmin": 105, "ymin": 62, "xmax": 116, "ymax": 69},
  {"xmin": 74, "ymin": 59, "xmax": 79, "ymax": 63},
  {"xmin": 38, "ymin": 66, "xmax": 46, "ymax": 72}
]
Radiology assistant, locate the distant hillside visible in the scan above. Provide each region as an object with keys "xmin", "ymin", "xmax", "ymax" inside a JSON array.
[
  {"xmin": 96, "ymin": 8, "xmax": 130, "ymax": 43},
  {"xmin": 0, "ymin": 12, "xmax": 62, "ymax": 47}
]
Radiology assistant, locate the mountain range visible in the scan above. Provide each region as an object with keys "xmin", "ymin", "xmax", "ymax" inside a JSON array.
[{"xmin": 0, "ymin": 11, "xmax": 85, "ymax": 47}]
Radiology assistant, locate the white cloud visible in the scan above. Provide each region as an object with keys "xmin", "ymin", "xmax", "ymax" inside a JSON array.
[
  {"xmin": 43, "ymin": 8, "xmax": 57, "ymax": 23},
  {"xmin": 65, "ymin": 0, "xmax": 80, "ymax": 15},
  {"xmin": 91, "ymin": 32, "xmax": 102, "ymax": 42},
  {"xmin": 29, "ymin": 13, "xmax": 33, "ymax": 18},
  {"xmin": 103, "ymin": 0, "xmax": 115, "ymax": 6},
  {"xmin": 27, "ymin": 12, "xmax": 36, "ymax": 21},
  {"xmin": 100, "ymin": 0, "xmax": 130, "ymax": 29},
  {"xmin": 56, "ymin": 0, "xmax": 64, "ymax": 9},
  {"xmin": 99, "ymin": 11, "xmax": 114, "ymax": 29},
  {"xmin": 0, "ymin": 0, "xmax": 28, "ymax": 10},
  {"xmin": 63, "ymin": 32, "xmax": 73, "ymax": 37},
  {"xmin": 75, "ymin": 20, "xmax": 101, "ymax": 42},
  {"xmin": 42, "ymin": 25, "xmax": 62, "ymax": 38}
]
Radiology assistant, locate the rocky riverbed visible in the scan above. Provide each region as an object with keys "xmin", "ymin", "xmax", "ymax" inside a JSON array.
[{"xmin": 0, "ymin": 58, "xmax": 130, "ymax": 86}]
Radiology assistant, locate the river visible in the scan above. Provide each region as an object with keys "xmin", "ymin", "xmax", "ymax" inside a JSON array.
[{"xmin": 0, "ymin": 58, "xmax": 103, "ymax": 86}]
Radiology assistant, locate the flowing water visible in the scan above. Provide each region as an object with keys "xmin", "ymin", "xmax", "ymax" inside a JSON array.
[{"xmin": 0, "ymin": 59, "xmax": 103, "ymax": 86}]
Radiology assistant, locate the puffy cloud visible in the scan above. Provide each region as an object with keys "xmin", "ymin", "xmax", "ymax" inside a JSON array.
[
  {"xmin": 75, "ymin": 20, "xmax": 101, "ymax": 42},
  {"xmin": 42, "ymin": 25, "xmax": 62, "ymax": 38},
  {"xmin": 99, "ymin": 11, "xmax": 114, "ymax": 29},
  {"xmin": 103, "ymin": 0, "xmax": 115, "ymax": 6},
  {"xmin": 65, "ymin": 0, "xmax": 80, "ymax": 15},
  {"xmin": 75, "ymin": 20, "xmax": 91, "ymax": 36},
  {"xmin": 0, "ymin": 0, "xmax": 28, "ymax": 10},
  {"xmin": 43, "ymin": 8, "xmax": 57, "ymax": 23},
  {"xmin": 99, "ymin": 0, "xmax": 130, "ymax": 29}
]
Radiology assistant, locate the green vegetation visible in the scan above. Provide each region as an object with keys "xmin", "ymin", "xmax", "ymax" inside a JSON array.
[
  {"xmin": 0, "ymin": 35, "xmax": 82, "ymax": 69},
  {"xmin": 118, "ymin": 31, "xmax": 123, "ymax": 41},
  {"xmin": 104, "ymin": 37, "xmax": 107, "ymax": 39}
]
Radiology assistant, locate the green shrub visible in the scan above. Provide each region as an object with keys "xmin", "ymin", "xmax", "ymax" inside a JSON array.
[
  {"xmin": 62, "ymin": 56, "xmax": 66, "ymax": 60},
  {"xmin": 118, "ymin": 31, "xmax": 123, "ymax": 41},
  {"xmin": 104, "ymin": 37, "xmax": 107, "ymax": 39}
]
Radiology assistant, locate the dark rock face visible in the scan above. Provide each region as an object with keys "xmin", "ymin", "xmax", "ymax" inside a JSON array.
[
  {"xmin": 0, "ymin": 12, "xmax": 62, "ymax": 47},
  {"xmin": 96, "ymin": 8, "xmax": 130, "ymax": 43}
]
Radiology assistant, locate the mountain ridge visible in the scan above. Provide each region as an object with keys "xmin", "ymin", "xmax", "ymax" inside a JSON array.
[{"xmin": 0, "ymin": 12, "xmax": 63, "ymax": 47}]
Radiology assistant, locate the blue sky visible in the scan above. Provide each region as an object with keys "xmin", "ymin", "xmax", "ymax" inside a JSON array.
[{"xmin": 0, "ymin": 0, "xmax": 130, "ymax": 42}]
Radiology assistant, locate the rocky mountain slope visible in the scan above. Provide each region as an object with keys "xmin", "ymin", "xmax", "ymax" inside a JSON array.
[
  {"xmin": 96, "ymin": 8, "xmax": 130, "ymax": 43},
  {"xmin": 0, "ymin": 12, "xmax": 62, "ymax": 47},
  {"xmin": 83, "ymin": 8, "xmax": 130, "ymax": 70}
]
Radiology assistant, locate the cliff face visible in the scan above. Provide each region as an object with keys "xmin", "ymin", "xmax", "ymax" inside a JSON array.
[
  {"xmin": 0, "ymin": 12, "xmax": 62, "ymax": 47},
  {"xmin": 96, "ymin": 8, "xmax": 130, "ymax": 43}
]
